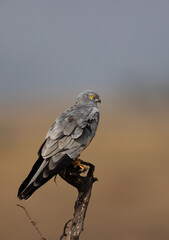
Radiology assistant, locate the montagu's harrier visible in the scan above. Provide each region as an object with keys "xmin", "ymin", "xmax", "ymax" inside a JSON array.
[{"xmin": 17, "ymin": 90, "xmax": 101, "ymax": 200}]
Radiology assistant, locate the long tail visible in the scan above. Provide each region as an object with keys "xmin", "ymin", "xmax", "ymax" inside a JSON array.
[
  {"xmin": 17, "ymin": 156, "xmax": 48, "ymax": 200},
  {"xmin": 17, "ymin": 154, "xmax": 72, "ymax": 200}
]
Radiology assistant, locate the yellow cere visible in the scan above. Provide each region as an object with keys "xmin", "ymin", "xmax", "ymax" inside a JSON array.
[{"xmin": 89, "ymin": 94, "xmax": 94, "ymax": 99}]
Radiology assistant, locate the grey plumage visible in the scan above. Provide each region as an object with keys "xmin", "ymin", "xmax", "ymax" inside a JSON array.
[{"xmin": 18, "ymin": 90, "xmax": 101, "ymax": 200}]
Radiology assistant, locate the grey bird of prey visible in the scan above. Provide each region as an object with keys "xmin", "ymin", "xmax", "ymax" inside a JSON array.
[{"xmin": 17, "ymin": 90, "xmax": 101, "ymax": 200}]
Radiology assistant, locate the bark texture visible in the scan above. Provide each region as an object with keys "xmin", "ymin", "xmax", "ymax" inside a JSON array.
[{"xmin": 59, "ymin": 160, "xmax": 97, "ymax": 240}]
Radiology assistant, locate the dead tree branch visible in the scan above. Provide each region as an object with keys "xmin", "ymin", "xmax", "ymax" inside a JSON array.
[
  {"xmin": 59, "ymin": 160, "xmax": 98, "ymax": 240},
  {"xmin": 17, "ymin": 204, "xmax": 47, "ymax": 240},
  {"xmin": 17, "ymin": 161, "xmax": 97, "ymax": 240}
]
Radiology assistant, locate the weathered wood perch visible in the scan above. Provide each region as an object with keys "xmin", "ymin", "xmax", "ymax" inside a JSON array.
[
  {"xmin": 17, "ymin": 160, "xmax": 97, "ymax": 240},
  {"xmin": 59, "ymin": 160, "xmax": 98, "ymax": 240}
]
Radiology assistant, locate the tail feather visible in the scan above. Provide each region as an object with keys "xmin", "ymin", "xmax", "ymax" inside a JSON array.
[
  {"xmin": 17, "ymin": 154, "xmax": 72, "ymax": 200},
  {"xmin": 17, "ymin": 155, "xmax": 44, "ymax": 198},
  {"xmin": 18, "ymin": 172, "xmax": 53, "ymax": 200}
]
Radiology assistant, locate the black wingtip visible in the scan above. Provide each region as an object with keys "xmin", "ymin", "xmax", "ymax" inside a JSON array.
[
  {"xmin": 17, "ymin": 154, "xmax": 73, "ymax": 200},
  {"xmin": 17, "ymin": 189, "xmax": 30, "ymax": 200},
  {"xmin": 17, "ymin": 194, "xmax": 25, "ymax": 200},
  {"xmin": 17, "ymin": 183, "xmax": 37, "ymax": 200},
  {"xmin": 17, "ymin": 155, "xmax": 44, "ymax": 198}
]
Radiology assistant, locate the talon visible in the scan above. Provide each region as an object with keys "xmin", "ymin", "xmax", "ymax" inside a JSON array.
[
  {"xmin": 79, "ymin": 164, "xmax": 84, "ymax": 169},
  {"xmin": 73, "ymin": 158, "xmax": 84, "ymax": 170}
]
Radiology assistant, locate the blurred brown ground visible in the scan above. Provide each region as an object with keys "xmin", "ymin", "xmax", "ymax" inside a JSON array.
[{"xmin": 1, "ymin": 96, "xmax": 169, "ymax": 240}]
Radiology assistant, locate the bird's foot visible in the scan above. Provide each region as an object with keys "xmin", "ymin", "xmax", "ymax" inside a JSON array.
[{"xmin": 73, "ymin": 158, "xmax": 85, "ymax": 171}]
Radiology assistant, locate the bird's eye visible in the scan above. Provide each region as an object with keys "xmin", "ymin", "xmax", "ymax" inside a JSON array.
[{"xmin": 89, "ymin": 94, "xmax": 94, "ymax": 99}]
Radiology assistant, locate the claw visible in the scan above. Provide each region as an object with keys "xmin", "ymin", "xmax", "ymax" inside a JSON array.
[{"xmin": 73, "ymin": 158, "xmax": 84, "ymax": 170}]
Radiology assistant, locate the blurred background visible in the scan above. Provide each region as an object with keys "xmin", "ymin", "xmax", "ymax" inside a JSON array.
[{"xmin": 1, "ymin": 1, "xmax": 169, "ymax": 239}]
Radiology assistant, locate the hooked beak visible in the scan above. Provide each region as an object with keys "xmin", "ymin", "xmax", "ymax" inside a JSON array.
[{"xmin": 95, "ymin": 98, "xmax": 101, "ymax": 104}]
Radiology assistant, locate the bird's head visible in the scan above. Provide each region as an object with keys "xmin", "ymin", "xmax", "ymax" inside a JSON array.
[{"xmin": 76, "ymin": 90, "xmax": 101, "ymax": 106}]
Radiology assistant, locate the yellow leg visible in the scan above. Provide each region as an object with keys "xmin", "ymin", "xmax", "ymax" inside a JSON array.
[{"xmin": 73, "ymin": 158, "xmax": 84, "ymax": 170}]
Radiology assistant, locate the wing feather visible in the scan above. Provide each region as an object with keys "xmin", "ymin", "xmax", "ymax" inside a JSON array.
[
  {"xmin": 18, "ymin": 94, "xmax": 100, "ymax": 200},
  {"xmin": 40, "ymin": 107, "xmax": 99, "ymax": 165},
  {"xmin": 58, "ymin": 135, "xmax": 72, "ymax": 149},
  {"xmin": 63, "ymin": 116, "xmax": 77, "ymax": 135},
  {"xmin": 72, "ymin": 127, "xmax": 83, "ymax": 139}
]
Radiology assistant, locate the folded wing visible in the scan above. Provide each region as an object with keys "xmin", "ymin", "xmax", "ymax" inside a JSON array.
[{"xmin": 17, "ymin": 106, "xmax": 99, "ymax": 200}]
